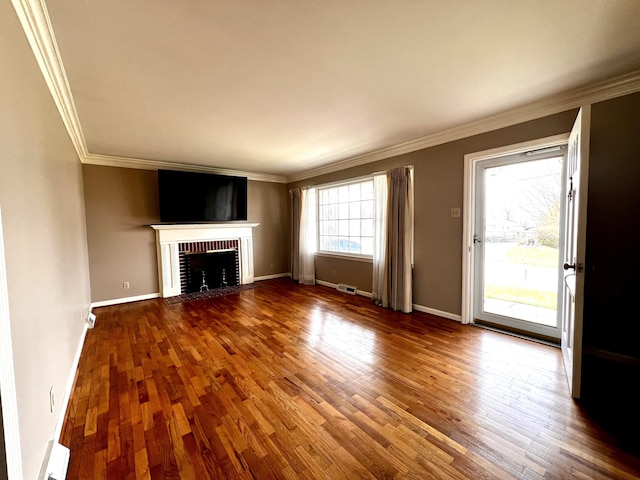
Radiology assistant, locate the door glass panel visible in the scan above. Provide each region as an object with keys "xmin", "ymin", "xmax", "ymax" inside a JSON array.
[{"xmin": 482, "ymin": 156, "xmax": 563, "ymax": 326}]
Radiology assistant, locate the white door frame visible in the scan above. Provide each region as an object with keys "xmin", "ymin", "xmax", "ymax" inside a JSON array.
[
  {"xmin": 462, "ymin": 133, "xmax": 570, "ymax": 325},
  {"xmin": 0, "ymin": 205, "xmax": 24, "ymax": 479}
]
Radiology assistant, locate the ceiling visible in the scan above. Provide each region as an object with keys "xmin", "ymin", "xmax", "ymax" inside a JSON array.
[{"xmin": 42, "ymin": 0, "xmax": 640, "ymax": 180}]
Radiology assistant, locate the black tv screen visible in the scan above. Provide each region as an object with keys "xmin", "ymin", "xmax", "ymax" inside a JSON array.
[{"xmin": 158, "ymin": 170, "xmax": 248, "ymax": 223}]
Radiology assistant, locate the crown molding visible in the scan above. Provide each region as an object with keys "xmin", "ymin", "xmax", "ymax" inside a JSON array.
[
  {"xmin": 13, "ymin": 0, "xmax": 287, "ymax": 184},
  {"xmin": 83, "ymin": 153, "xmax": 287, "ymax": 183},
  {"xmin": 14, "ymin": 1, "xmax": 640, "ymax": 186},
  {"xmin": 12, "ymin": 0, "xmax": 88, "ymax": 158},
  {"xmin": 286, "ymin": 68, "xmax": 640, "ymax": 183}
]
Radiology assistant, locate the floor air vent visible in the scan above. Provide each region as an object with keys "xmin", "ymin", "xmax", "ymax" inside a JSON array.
[
  {"xmin": 87, "ymin": 312, "xmax": 96, "ymax": 329},
  {"xmin": 336, "ymin": 284, "xmax": 357, "ymax": 295},
  {"xmin": 46, "ymin": 442, "xmax": 70, "ymax": 480}
]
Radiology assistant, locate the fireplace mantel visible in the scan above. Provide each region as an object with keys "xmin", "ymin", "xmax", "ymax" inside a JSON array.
[{"xmin": 150, "ymin": 223, "xmax": 259, "ymax": 297}]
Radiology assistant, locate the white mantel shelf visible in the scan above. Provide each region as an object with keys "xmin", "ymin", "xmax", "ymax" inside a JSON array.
[
  {"xmin": 150, "ymin": 223, "xmax": 260, "ymax": 297},
  {"xmin": 150, "ymin": 223, "xmax": 260, "ymax": 230}
]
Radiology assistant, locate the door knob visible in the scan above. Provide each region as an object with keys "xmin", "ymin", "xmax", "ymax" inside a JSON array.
[{"xmin": 563, "ymin": 263, "xmax": 575, "ymax": 271}]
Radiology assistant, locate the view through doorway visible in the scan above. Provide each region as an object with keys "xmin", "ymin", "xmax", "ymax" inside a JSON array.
[{"xmin": 472, "ymin": 145, "xmax": 566, "ymax": 340}]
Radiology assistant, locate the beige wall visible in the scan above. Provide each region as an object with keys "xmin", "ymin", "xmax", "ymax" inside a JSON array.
[
  {"xmin": 0, "ymin": 3, "xmax": 92, "ymax": 479},
  {"xmin": 289, "ymin": 110, "xmax": 578, "ymax": 315},
  {"xmin": 83, "ymin": 166, "xmax": 290, "ymax": 302}
]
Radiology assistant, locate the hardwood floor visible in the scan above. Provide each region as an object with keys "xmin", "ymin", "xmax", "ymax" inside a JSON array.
[{"xmin": 60, "ymin": 279, "xmax": 640, "ymax": 479}]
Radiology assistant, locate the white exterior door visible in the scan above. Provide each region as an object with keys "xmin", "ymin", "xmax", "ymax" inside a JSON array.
[
  {"xmin": 561, "ymin": 106, "xmax": 591, "ymax": 398},
  {"xmin": 472, "ymin": 152, "xmax": 566, "ymax": 339}
]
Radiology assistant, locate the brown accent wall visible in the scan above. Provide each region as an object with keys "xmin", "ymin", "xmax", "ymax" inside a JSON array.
[
  {"xmin": 289, "ymin": 110, "xmax": 578, "ymax": 315},
  {"xmin": 315, "ymin": 256, "xmax": 373, "ymax": 292},
  {"xmin": 82, "ymin": 166, "xmax": 290, "ymax": 302},
  {"xmin": 247, "ymin": 180, "xmax": 290, "ymax": 278},
  {"xmin": 580, "ymin": 91, "xmax": 640, "ymax": 449},
  {"xmin": 83, "ymin": 165, "xmax": 160, "ymax": 302},
  {"xmin": 0, "ymin": 3, "xmax": 92, "ymax": 478},
  {"xmin": 583, "ymin": 91, "xmax": 640, "ymax": 357}
]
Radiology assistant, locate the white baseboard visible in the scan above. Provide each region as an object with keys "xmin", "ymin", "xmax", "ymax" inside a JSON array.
[
  {"xmin": 42, "ymin": 441, "xmax": 69, "ymax": 480},
  {"xmin": 90, "ymin": 292, "xmax": 161, "ymax": 308},
  {"xmin": 254, "ymin": 272, "xmax": 291, "ymax": 281},
  {"xmin": 53, "ymin": 320, "xmax": 88, "ymax": 442},
  {"xmin": 412, "ymin": 303, "xmax": 462, "ymax": 322},
  {"xmin": 315, "ymin": 280, "xmax": 460, "ymax": 321},
  {"xmin": 316, "ymin": 279, "xmax": 373, "ymax": 298},
  {"xmin": 315, "ymin": 281, "xmax": 462, "ymax": 322}
]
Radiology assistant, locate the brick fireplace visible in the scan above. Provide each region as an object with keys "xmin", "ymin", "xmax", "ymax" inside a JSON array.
[{"xmin": 150, "ymin": 223, "xmax": 259, "ymax": 298}]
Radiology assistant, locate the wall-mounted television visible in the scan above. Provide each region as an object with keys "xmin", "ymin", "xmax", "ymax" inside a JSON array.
[{"xmin": 158, "ymin": 169, "xmax": 248, "ymax": 223}]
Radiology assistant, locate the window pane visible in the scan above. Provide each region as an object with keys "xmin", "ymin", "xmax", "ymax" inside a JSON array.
[
  {"xmin": 349, "ymin": 183, "xmax": 361, "ymax": 202},
  {"xmin": 349, "ymin": 219, "xmax": 360, "ymax": 236},
  {"xmin": 361, "ymin": 180, "xmax": 374, "ymax": 200},
  {"xmin": 338, "ymin": 203, "xmax": 349, "ymax": 219},
  {"xmin": 362, "ymin": 199, "xmax": 374, "ymax": 218},
  {"xmin": 362, "ymin": 219, "xmax": 374, "ymax": 236},
  {"xmin": 361, "ymin": 237, "xmax": 374, "ymax": 255},
  {"xmin": 338, "ymin": 186, "xmax": 349, "ymax": 202},
  {"xmin": 349, "ymin": 237, "xmax": 361, "ymax": 254},
  {"xmin": 328, "ymin": 188, "xmax": 338, "ymax": 204},
  {"xmin": 317, "ymin": 178, "xmax": 376, "ymax": 257},
  {"xmin": 349, "ymin": 201, "xmax": 360, "ymax": 219}
]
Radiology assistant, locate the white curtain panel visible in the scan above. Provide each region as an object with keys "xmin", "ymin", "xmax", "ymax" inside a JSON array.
[
  {"xmin": 372, "ymin": 173, "xmax": 389, "ymax": 307},
  {"xmin": 298, "ymin": 187, "xmax": 317, "ymax": 285}
]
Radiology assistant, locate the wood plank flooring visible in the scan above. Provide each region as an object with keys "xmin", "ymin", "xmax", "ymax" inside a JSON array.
[{"xmin": 60, "ymin": 279, "xmax": 640, "ymax": 479}]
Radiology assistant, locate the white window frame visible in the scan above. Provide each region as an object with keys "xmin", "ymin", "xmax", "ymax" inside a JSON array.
[{"xmin": 315, "ymin": 176, "xmax": 375, "ymax": 261}]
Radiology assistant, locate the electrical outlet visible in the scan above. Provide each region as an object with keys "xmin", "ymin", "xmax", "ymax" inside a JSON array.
[
  {"xmin": 50, "ymin": 386, "xmax": 55, "ymax": 413},
  {"xmin": 123, "ymin": 281, "xmax": 130, "ymax": 290},
  {"xmin": 450, "ymin": 207, "xmax": 461, "ymax": 218}
]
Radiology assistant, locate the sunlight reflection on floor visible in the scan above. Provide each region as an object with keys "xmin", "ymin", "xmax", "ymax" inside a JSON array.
[
  {"xmin": 475, "ymin": 333, "xmax": 567, "ymax": 415},
  {"xmin": 307, "ymin": 307, "xmax": 376, "ymax": 364}
]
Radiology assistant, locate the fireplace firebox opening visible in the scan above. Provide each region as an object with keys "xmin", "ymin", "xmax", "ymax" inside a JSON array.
[
  {"xmin": 182, "ymin": 249, "xmax": 239, "ymax": 294},
  {"xmin": 178, "ymin": 240, "xmax": 240, "ymax": 294}
]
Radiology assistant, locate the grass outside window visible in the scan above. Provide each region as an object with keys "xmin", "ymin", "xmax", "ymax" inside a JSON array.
[{"xmin": 485, "ymin": 285, "xmax": 557, "ymax": 310}]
